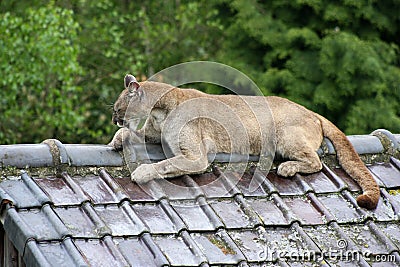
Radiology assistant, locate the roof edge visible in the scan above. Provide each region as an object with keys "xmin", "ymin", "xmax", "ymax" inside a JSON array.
[{"xmin": 0, "ymin": 129, "xmax": 399, "ymax": 169}]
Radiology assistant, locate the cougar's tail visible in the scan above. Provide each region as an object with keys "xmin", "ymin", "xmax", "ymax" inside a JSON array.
[{"xmin": 316, "ymin": 114, "xmax": 380, "ymax": 209}]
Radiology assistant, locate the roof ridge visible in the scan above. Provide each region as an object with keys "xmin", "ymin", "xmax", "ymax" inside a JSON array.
[{"xmin": 0, "ymin": 129, "xmax": 398, "ymax": 172}]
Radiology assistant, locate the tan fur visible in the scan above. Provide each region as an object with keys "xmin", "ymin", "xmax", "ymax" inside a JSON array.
[{"xmin": 109, "ymin": 75, "xmax": 380, "ymax": 209}]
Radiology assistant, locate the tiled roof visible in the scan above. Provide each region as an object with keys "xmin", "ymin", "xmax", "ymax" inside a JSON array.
[{"xmin": 0, "ymin": 130, "xmax": 400, "ymax": 266}]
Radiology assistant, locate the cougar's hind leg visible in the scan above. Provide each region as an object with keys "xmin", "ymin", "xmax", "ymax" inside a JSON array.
[
  {"xmin": 276, "ymin": 129, "xmax": 323, "ymax": 177},
  {"xmin": 277, "ymin": 147, "xmax": 322, "ymax": 177}
]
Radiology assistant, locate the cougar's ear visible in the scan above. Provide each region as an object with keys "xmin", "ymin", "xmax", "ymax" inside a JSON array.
[{"xmin": 124, "ymin": 74, "xmax": 140, "ymax": 94}]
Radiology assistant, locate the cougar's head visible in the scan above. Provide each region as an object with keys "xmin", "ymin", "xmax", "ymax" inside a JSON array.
[{"xmin": 112, "ymin": 74, "xmax": 147, "ymax": 129}]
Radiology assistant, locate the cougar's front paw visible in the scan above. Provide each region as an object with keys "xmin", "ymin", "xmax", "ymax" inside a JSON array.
[
  {"xmin": 108, "ymin": 128, "xmax": 130, "ymax": 151},
  {"xmin": 108, "ymin": 139, "xmax": 123, "ymax": 151},
  {"xmin": 131, "ymin": 164, "xmax": 163, "ymax": 184},
  {"xmin": 277, "ymin": 162, "xmax": 298, "ymax": 177}
]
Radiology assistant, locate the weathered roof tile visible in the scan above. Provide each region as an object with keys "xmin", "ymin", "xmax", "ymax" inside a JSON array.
[
  {"xmin": 369, "ymin": 162, "xmax": 400, "ymax": 188},
  {"xmin": 4, "ymin": 204, "xmax": 67, "ymax": 243},
  {"xmin": 191, "ymin": 172, "xmax": 233, "ymax": 198},
  {"xmin": 34, "ymin": 176, "xmax": 84, "ymax": 206},
  {"xmin": 364, "ymin": 192, "xmax": 397, "ymax": 222},
  {"xmin": 210, "ymin": 198, "xmax": 255, "ymax": 229},
  {"xmin": 151, "ymin": 176, "xmax": 202, "ymax": 200},
  {"xmin": 113, "ymin": 177, "xmax": 155, "ymax": 202},
  {"xmin": 331, "ymin": 168, "xmax": 362, "ymax": 191},
  {"xmin": 299, "ymin": 171, "xmax": 340, "ymax": 194},
  {"xmin": 70, "ymin": 175, "xmax": 120, "ymax": 204},
  {"xmin": 262, "ymin": 226, "xmax": 318, "ymax": 256},
  {"xmin": 385, "ymin": 189, "xmax": 400, "ymax": 214},
  {"xmin": 392, "ymin": 156, "xmax": 400, "ymax": 169},
  {"xmin": 0, "ymin": 131, "xmax": 399, "ymax": 266},
  {"xmin": 284, "ymin": 197, "xmax": 326, "ymax": 225},
  {"xmin": 24, "ymin": 238, "xmax": 87, "ymax": 267},
  {"xmin": 0, "ymin": 172, "xmax": 50, "ymax": 208},
  {"xmin": 228, "ymin": 228, "xmax": 268, "ymax": 262},
  {"xmin": 132, "ymin": 202, "xmax": 183, "ymax": 234},
  {"xmin": 113, "ymin": 236, "xmax": 168, "ymax": 267},
  {"xmin": 172, "ymin": 200, "xmax": 219, "ymax": 231},
  {"xmin": 247, "ymin": 198, "xmax": 289, "ymax": 226},
  {"xmin": 230, "ymin": 225, "xmax": 318, "ymax": 263},
  {"xmin": 93, "ymin": 203, "xmax": 147, "ymax": 236},
  {"xmin": 302, "ymin": 224, "xmax": 343, "ymax": 253},
  {"xmin": 232, "ymin": 172, "xmax": 268, "ymax": 197},
  {"xmin": 53, "ymin": 206, "xmax": 100, "ymax": 237},
  {"xmin": 318, "ymin": 193, "xmax": 367, "ymax": 223},
  {"xmin": 190, "ymin": 230, "xmax": 245, "ymax": 265},
  {"xmin": 341, "ymin": 222, "xmax": 397, "ymax": 255},
  {"xmin": 74, "ymin": 237, "xmax": 128, "ymax": 267},
  {"xmin": 380, "ymin": 223, "xmax": 400, "ymax": 250},
  {"xmin": 153, "ymin": 234, "xmax": 204, "ymax": 266},
  {"xmin": 267, "ymin": 172, "xmax": 305, "ymax": 196}
]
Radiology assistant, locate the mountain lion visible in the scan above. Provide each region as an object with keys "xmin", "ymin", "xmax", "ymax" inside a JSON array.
[{"xmin": 109, "ymin": 74, "xmax": 380, "ymax": 210}]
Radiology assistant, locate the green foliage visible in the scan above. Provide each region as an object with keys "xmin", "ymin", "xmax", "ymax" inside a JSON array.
[
  {"xmin": 0, "ymin": 0, "xmax": 399, "ymax": 144},
  {"xmin": 70, "ymin": 0, "xmax": 223, "ymax": 143},
  {"xmin": 317, "ymin": 31, "xmax": 400, "ymax": 133},
  {"xmin": 215, "ymin": 0, "xmax": 400, "ymax": 134},
  {"xmin": 0, "ymin": 4, "xmax": 83, "ymax": 143},
  {"xmin": 0, "ymin": 0, "xmax": 223, "ymax": 144}
]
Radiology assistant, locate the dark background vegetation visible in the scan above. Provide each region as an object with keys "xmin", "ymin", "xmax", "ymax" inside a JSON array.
[{"xmin": 1, "ymin": 0, "xmax": 399, "ymax": 144}]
